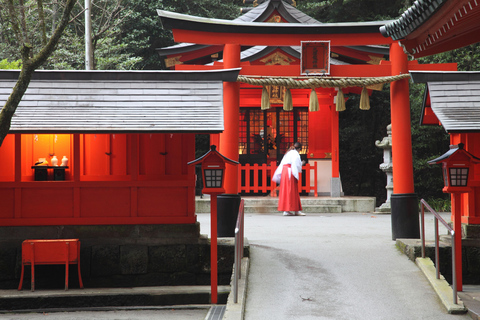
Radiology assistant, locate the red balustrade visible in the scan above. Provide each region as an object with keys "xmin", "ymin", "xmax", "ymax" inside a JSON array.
[{"xmin": 238, "ymin": 162, "xmax": 318, "ymax": 197}]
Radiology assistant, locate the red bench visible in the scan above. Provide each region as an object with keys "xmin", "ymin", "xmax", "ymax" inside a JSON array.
[{"xmin": 18, "ymin": 239, "xmax": 84, "ymax": 291}]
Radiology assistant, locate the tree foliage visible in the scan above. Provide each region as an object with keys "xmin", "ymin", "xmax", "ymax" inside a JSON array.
[
  {"xmin": 0, "ymin": 0, "xmax": 76, "ymax": 147},
  {"xmin": 297, "ymin": 0, "xmax": 411, "ymax": 22},
  {"xmin": 0, "ymin": 59, "xmax": 22, "ymax": 69}
]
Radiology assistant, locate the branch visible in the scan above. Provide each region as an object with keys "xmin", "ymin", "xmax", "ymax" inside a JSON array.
[
  {"xmin": 37, "ymin": 0, "xmax": 47, "ymax": 46},
  {"xmin": 5, "ymin": 0, "xmax": 23, "ymax": 43},
  {"xmin": 0, "ymin": 0, "xmax": 77, "ymax": 147}
]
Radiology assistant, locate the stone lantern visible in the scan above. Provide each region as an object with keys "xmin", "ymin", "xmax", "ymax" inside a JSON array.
[{"xmin": 375, "ymin": 124, "xmax": 393, "ymax": 214}]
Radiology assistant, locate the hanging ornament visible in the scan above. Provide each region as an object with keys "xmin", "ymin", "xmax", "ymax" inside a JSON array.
[
  {"xmin": 261, "ymin": 86, "xmax": 271, "ymax": 110},
  {"xmin": 335, "ymin": 88, "xmax": 345, "ymax": 112},
  {"xmin": 359, "ymin": 87, "xmax": 371, "ymax": 110},
  {"xmin": 309, "ymin": 88, "xmax": 319, "ymax": 112},
  {"xmin": 283, "ymin": 88, "xmax": 293, "ymax": 111}
]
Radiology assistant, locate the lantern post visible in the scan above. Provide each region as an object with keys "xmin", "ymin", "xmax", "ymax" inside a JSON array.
[
  {"xmin": 188, "ymin": 145, "xmax": 239, "ymax": 303},
  {"xmin": 428, "ymin": 143, "xmax": 480, "ymax": 292}
]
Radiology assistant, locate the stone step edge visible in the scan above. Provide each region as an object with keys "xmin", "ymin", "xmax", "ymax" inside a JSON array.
[
  {"xmin": 0, "ymin": 286, "xmax": 231, "ymax": 311},
  {"xmin": 415, "ymin": 257, "xmax": 466, "ymax": 314}
]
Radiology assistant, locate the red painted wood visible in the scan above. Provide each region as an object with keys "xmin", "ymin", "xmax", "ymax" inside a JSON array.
[
  {"xmin": 452, "ymin": 194, "xmax": 463, "ymax": 291},
  {"xmin": 331, "ymin": 102, "xmax": 339, "ymax": 178},
  {"xmin": 238, "ymin": 163, "xmax": 317, "ymax": 196},
  {"xmin": 210, "ymin": 194, "xmax": 218, "ymax": 304},
  {"xmin": 0, "ymin": 133, "xmax": 196, "ymax": 226},
  {"xmin": 390, "ymin": 43, "xmax": 415, "ymax": 194},
  {"xmin": 0, "ymin": 135, "xmax": 14, "ymax": 181},
  {"xmin": 171, "ymin": 29, "xmax": 393, "ymax": 47},
  {"xmin": 221, "ymin": 44, "xmax": 241, "ymax": 194},
  {"xmin": 18, "ymin": 239, "xmax": 83, "ymax": 291}
]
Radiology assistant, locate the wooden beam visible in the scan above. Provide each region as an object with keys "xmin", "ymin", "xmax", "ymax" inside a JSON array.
[{"xmin": 172, "ymin": 29, "xmax": 393, "ymax": 47}]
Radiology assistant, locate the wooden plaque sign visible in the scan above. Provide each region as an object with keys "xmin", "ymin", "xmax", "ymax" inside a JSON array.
[{"xmin": 301, "ymin": 41, "xmax": 330, "ymax": 75}]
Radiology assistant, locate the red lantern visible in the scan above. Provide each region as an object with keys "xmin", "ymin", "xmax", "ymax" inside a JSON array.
[
  {"xmin": 428, "ymin": 143, "xmax": 480, "ymax": 193},
  {"xmin": 188, "ymin": 145, "xmax": 238, "ymax": 195},
  {"xmin": 187, "ymin": 145, "xmax": 238, "ymax": 304}
]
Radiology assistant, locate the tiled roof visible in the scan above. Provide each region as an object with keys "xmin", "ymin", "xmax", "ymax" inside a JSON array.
[
  {"xmin": 236, "ymin": 0, "xmax": 320, "ymax": 24},
  {"xmin": 379, "ymin": 0, "xmax": 448, "ymax": 40},
  {"xmin": 411, "ymin": 71, "xmax": 480, "ymax": 132},
  {"xmin": 1, "ymin": 69, "xmax": 240, "ymax": 133}
]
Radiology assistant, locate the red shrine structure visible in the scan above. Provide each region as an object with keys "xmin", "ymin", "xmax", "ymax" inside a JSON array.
[
  {"xmin": 156, "ymin": 0, "xmax": 455, "ymax": 237},
  {"xmin": 381, "ymin": 0, "xmax": 480, "ymax": 291},
  {"xmin": 0, "ymin": 0, "xmax": 461, "ymax": 289}
]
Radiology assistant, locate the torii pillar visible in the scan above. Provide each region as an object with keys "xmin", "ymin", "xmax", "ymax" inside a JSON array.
[
  {"xmin": 220, "ymin": 43, "xmax": 241, "ymax": 194},
  {"xmin": 389, "ymin": 42, "xmax": 420, "ymax": 240}
]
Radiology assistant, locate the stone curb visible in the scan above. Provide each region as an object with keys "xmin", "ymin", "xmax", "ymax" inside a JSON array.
[
  {"xmin": 222, "ymin": 257, "xmax": 249, "ymax": 320},
  {"xmin": 415, "ymin": 257, "xmax": 466, "ymax": 314}
]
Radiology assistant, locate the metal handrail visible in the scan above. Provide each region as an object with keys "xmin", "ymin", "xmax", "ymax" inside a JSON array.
[
  {"xmin": 233, "ymin": 199, "xmax": 245, "ymax": 303},
  {"xmin": 420, "ymin": 199, "xmax": 458, "ymax": 305}
]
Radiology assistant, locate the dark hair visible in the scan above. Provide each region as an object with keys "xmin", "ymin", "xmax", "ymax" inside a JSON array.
[{"xmin": 294, "ymin": 142, "xmax": 302, "ymax": 150}]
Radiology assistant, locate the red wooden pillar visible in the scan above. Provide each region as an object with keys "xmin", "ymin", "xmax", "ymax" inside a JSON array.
[
  {"xmin": 452, "ymin": 193, "xmax": 463, "ymax": 292},
  {"xmin": 210, "ymin": 193, "xmax": 218, "ymax": 303},
  {"xmin": 221, "ymin": 43, "xmax": 241, "ymax": 194},
  {"xmin": 389, "ymin": 42, "xmax": 420, "ymax": 240},
  {"xmin": 331, "ymin": 103, "xmax": 341, "ymax": 197}
]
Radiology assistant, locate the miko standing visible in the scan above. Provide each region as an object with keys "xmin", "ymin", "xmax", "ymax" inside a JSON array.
[{"xmin": 272, "ymin": 142, "xmax": 305, "ymax": 216}]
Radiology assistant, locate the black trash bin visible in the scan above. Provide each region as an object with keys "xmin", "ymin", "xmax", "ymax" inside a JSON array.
[{"xmin": 217, "ymin": 194, "xmax": 242, "ymax": 237}]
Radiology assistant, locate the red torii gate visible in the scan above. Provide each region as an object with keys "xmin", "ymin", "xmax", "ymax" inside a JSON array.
[{"xmin": 157, "ymin": 10, "xmax": 456, "ymax": 238}]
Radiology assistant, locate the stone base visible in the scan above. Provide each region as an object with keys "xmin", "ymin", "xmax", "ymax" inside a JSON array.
[
  {"xmin": 396, "ymin": 237, "xmax": 480, "ymax": 285},
  {"xmin": 0, "ymin": 224, "xmax": 249, "ymax": 290},
  {"xmin": 374, "ymin": 202, "xmax": 391, "ymax": 214},
  {"xmin": 462, "ymin": 224, "xmax": 480, "ymax": 239},
  {"xmin": 330, "ymin": 177, "xmax": 342, "ymax": 197}
]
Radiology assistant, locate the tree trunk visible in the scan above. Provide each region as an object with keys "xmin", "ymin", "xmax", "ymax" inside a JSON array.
[{"xmin": 0, "ymin": 0, "xmax": 76, "ymax": 147}]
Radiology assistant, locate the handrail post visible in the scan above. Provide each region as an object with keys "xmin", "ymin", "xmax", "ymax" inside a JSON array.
[
  {"xmin": 435, "ymin": 218, "xmax": 440, "ymax": 279},
  {"xmin": 421, "ymin": 203, "xmax": 425, "ymax": 258},
  {"xmin": 451, "ymin": 230, "xmax": 457, "ymax": 304},
  {"xmin": 233, "ymin": 199, "xmax": 245, "ymax": 304},
  {"xmin": 419, "ymin": 199, "xmax": 459, "ymax": 305}
]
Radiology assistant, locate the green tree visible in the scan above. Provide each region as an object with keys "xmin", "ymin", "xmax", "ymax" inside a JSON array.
[
  {"xmin": 339, "ymin": 88, "xmax": 392, "ymax": 204},
  {"xmin": 0, "ymin": 59, "xmax": 22, "ymax": 69},
  {"xmin": 297, "ymin": 0, "xmax": 408, "ymax": 23},
  {"xmin": 0, "ymin": 0, "xmax": 76, "ymax": 147},
  {"xmin": 119, "ymin": 0, "xmax": 241, "ymax": 70}
]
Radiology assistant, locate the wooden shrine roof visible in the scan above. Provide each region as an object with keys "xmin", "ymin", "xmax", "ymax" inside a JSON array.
[
  {"xmin": 380, "ymin": 0, "xmax": 480, "ymax": 58},
  {"xmin": 235, "ymin": 0, "xmax": 320, "ymax": 24},
  {"xmin": 157, "ymin": 9, "xmax": 388, "ymax": 37},
  {"xmin": 0, "ymin": 69, "xmax": 240, "ymax": 133},
  {"xmin": 411, "ymin": 71, "xmax": 480, "ymax": 132},
  {"xmin": 156, "ymin": 0, "xmax": 390, "ymax": 68}
]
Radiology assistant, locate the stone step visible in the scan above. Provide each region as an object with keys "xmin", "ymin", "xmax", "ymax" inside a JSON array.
[
  {"xmin": 196, "ymin": 196, "xmax": 375, "ymax": 213},
  {"xmin": 244, "ymin": 205, "xmax": 342, "ymax": 214},
  {"xmin": 0, "ymin": 286, "xmax": 230, "ymax": 311}
]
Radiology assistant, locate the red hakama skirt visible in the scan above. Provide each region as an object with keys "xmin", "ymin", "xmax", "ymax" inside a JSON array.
[{"xmin": 277, "ymin": 164, "xmax": 302, "ymax": 212}]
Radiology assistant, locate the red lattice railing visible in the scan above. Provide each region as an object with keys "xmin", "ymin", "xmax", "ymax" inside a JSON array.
[{"xmin": 238, "ymin": 162, "xmax": 318, "ymax": 197}]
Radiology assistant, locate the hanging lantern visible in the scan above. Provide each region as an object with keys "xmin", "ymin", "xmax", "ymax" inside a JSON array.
[
  {"xmin": 283, "ymin": 88, "xmax": 293, "ymax": 111},
  {"xmin": 359, "ymin": 87, "xmax": 370, "ymax": 110},
  {"xmin": 261, "ymin": 86, "xmax": 271, "ymax": 110},
  {"xmin": 335, "ymin": 88, "xmax": 345, "ymax": 112},
  {"xmin": 309, "ymin": 88, "xmax": 319, "ymax": 112}
]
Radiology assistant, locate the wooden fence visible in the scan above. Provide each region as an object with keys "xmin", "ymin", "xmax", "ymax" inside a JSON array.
[{"xmin": 238, "ymin": 162, "xmax": 318, "ymax": 197}]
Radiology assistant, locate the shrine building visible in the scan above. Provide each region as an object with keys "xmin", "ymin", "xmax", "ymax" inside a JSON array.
[
  {"xmin": 0, "ymin": 0, "xmax": 459, "ymax": 289},
  {"xmin": 156, "ymin": 0, "xmax": 456, "ymax": 238},
  {"xmin": 381, "ymin": 0, "xmax": 480, "ymax": 291}
]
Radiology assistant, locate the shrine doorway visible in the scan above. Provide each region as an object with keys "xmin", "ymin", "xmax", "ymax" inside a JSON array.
[{"xmin": 239, "ymin": 107, "xmax": 309, "ymax": 166}]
